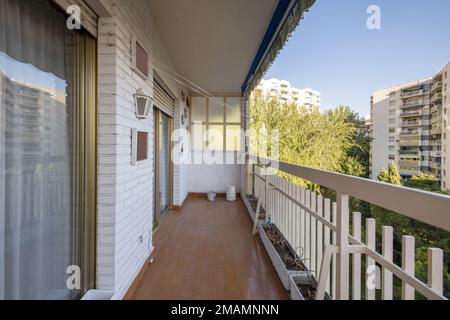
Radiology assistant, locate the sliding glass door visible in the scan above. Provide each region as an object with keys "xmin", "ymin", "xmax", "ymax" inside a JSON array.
[
  {"xmin": 154, "ymin": 109, "xmax": 173, "ymax": 228},
  {"xmin": 0, "ymin": 0, "xmax": 96, "ymax": 299}
]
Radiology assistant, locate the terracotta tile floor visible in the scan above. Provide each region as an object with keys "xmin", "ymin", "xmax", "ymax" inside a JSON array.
[{"xmin": 128, "ymin": 195, "xmax": 289, "ymax": 300}]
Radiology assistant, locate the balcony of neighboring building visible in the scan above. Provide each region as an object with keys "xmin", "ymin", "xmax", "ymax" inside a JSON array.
[
  {"xmin": 431, "ymin": 73, "xmax": 442, "ymax": 93},
  {"xmin": 401, "ymin": 120, "xmax": 423, "ymax": 128},
  {"xmin": 400, "ymin": 109, "xmax": 424, "ymax": 118},
  {"xmin": 431, "ymin": 92, "xmax": 443, "ymax": 103},
  {"xmin": 401, "ymin": 99, "xmax": 429, "ymax": 109},
  {"xmin": 431, "ymin": 125, "xmax": 443, "ymax": 135},
  {"xmin": 400, "ymin": 128, "xmax": 421, "ymax": 137},
  {"xmin": 401, "ymin": 89, "xmax": 428, "ymax": 99}
]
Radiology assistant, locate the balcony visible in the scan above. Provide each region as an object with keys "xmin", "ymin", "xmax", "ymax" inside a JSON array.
[
  {"xmin": 430, "ymin": 151, "xmax": 442, "ymax": 158},
  {"xmin": 399, "ymin": 168, "xmax": 421, "ymax": 176},
  {"xmin": 127, "ymin": 196, "xmax": 287, "ymax": 300},
  {"xmin": 399, "ymin": 139, "xmax": 421, "ymax": 147},
  {"xmin": 400, "ymin": 129, "xmax": 420, "ymax": 136},
  {"xmin": 401, "ymin": 90, "xmax": 428, "ymax": 99},
  {"xmin": 431, "ymin": 127, "xmax": 443, "ymax": 135},
  {"xmin": 430, "ymin": 162, "xmax": 442, "ymax": 169},
  {"xmin": 400, "ymin": 110, "xmax": 423, "ymax": 118},
  {"xmin": 245, "ymin": 156, "xmax": 450, "ymax": 300},
  {"xmin": 431, "ymin": 105, "xmax": 441, "ymax": 113},
  {"xmin": 401, "ymin": 100, "xmax": 428, "ymax": 108},
  {"xmin": 399, "ymin": 150, "xmax": 420, "ymax": 156},
  {"xmin": 399, "ymin": 160, "xmax": 420, "ymax": 167},
  {"xmin": 401, "ymin": 120, "xmax": 422, "ymax": 127},
  {"xmin": 432, "ymin": 81, "xmax": 442, "ymax": 92},
  {"xmin": 431, "ymin": 93, "xmax": 443, "ymax": 103}
]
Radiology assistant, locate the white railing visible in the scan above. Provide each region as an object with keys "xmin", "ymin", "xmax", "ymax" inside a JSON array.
[{"xmin": 249, "ymin": 155, "xmax": 449, "ymax": 300}]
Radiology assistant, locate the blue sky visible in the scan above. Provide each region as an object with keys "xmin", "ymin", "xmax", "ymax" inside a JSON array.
[
  {"xmin": 0, "ymin": 52, "xmax": 66, "ymax": 91},
  {"xmin": 265, "ymin": 0, "xmax": 450, "ymax": 117}
]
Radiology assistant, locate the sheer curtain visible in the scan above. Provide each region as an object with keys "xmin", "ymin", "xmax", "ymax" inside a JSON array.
[{"xmin": 0, "ymin": 0, "xmax": 76, "ymax": 299}]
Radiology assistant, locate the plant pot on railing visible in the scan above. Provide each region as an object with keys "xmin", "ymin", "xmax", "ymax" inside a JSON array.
[
  {"xmin": 243, "ymin": 194, "xmax": 265, "ymax": 223},
  {"xmin": 259, "ymin": 222, "xmax": 307, "ymax": 290},
  {"xmin": 289, "ymin": 274, "xmax": 331, "ymax": 300}
]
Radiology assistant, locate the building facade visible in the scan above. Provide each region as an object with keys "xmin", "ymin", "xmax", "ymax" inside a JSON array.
[
  {"xmin": 370, "ymin": 61, "xmax": 450, "ymax": 190},
  {"xmin": 257, "ymin": 78, "xmax": 321, "ymax": 109}
]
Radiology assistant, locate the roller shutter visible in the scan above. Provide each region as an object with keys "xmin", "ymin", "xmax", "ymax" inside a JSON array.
[{"xmin": 153, "ymin": 81, "xmax": 174, "ymax": 117}]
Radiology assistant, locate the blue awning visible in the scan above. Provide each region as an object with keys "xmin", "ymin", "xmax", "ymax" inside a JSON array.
[{"xmin": 241, "ymin": 0, "xmax": 316, "ymax": 94}]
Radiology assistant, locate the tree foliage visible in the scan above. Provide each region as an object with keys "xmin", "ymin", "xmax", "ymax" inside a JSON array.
[
  {"xmin": 250, "ymin": 90, "xmax": 449, "ymax": 298},
  {"xmin": 373, "ymin": 162, "xmax": 450, "ymax": 298},
  {"xmin": 250, "ymin": 91, "xmax": 360, "ymax": 187},
  {"xmin": 404, "ymin": 173, "xmax": 443, "ymax": 193},
  {"xmin": 378, "ymin": 161, "xmax": 401, "ymax": 185}
]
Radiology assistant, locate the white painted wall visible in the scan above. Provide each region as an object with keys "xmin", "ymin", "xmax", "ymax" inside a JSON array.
[
  {"xmin": 186, "ymin": 152, "xmax": 242, "ymax": 193},
  {"xmin": 371, "ymin": 87, "xmax": 397, "ymax": 179},
  {"xmin": 96, "ymin": 0, "xmax": 186, "ymax": 299}
]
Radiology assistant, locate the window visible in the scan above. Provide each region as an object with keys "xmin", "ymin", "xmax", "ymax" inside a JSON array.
[
  {"xmin": 190, "ymin": 96, "xmax": 242, "ymax": 151},
  {"xmin": 389, "ymin": 128, "xmax": 396, "ymax": 134},
  {"xmin": 0, "ymin": 0, "xmax": 97, "ymax": 299},
  {"xmin": 389, "ymin": 101, "xmax": 396, "ymax": 106},
  {"xmin": 389, "ymin": 136, "xmax": 395, "ymax": 143},
  {"xmin": 389, "ymin": 155, "xmax": 395, "ymax": 160},
  {"xmin": 389, "ymin": 118, "xmax": 395, "ymax": 124},
  {"xmin": 389, "ymin": 110, "xmax": 395, "ymax": 116},
  {"xmin": 389, "ymin": 146, "xmax": 395, "ymax": 151}
]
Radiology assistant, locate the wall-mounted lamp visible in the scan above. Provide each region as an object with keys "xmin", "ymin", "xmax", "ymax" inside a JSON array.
[{"xmin": 134, "ymin": 88, "xmax": 152, "ymax": 119}]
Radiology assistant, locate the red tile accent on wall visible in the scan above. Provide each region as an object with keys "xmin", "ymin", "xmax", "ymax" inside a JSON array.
[
  {"xmin": 137, "ymin": 131, "xmax": 148, "ymax": 162},
  {"xmin": 136, "ymin": 41, "xmax": 149, "ymax": 77}
]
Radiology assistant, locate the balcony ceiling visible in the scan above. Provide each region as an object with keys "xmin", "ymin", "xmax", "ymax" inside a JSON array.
[{"xmin": 148, "ymin": 0, "xmax": 278, "ymax": 94}]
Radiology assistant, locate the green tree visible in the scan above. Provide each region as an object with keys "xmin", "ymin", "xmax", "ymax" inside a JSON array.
[
  {"xmin": 404, "ymin": 173, "xmax": 442, "ymax": 193},
  {"xmin": 378, "ymin": 162, "xmax": 401, "ymax": 185},
  {"xmin": 249, "ymin": 91, "xmax": 357, "ymax": 188}
]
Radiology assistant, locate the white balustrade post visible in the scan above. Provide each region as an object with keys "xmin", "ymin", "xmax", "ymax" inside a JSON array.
[
  {"xmin": 311, "ymin": 192, "xmax": 317, "ymax": 276},
  {"xmin": 324, "ymin": 198, "xmax": 331, "ymax": 293},
  {"xmin": 331, "ymin": 202, "xmax": 337, "ymax": 299},
  {"xmin": 352, "ymin": 212, "xmax": 361, "ymax": 300},
  {"xmin": 428, "ymin": 248, "xmax": 443, "ymax": 297},
  {"xmin": 305, "ymin": 189, "xmax": 311, "ymax": 270},
  {"xmin": 382, "ymin": 226, "xmax": 393, "ymax": 300},
  {"xmin": 317, "ymin": 195, "xmax": 324, "ymax": 279},
  {"xmin": 335, "ymin": 193, "xmax": 349, "ymax": 300},
  {"xmin": 264, "ymin": 166, "xmax": 269, "ymax": 221},
  {"xmin": 366, "ymin": 218, "xmax": 376, "ymax": 300},
  {"xmin": 402, "ymin": 235, "xmax": 415, "ymax": 300},
  {"xmin": 300, "ymin": 187, "xmax": 305, "ymax": 258}
]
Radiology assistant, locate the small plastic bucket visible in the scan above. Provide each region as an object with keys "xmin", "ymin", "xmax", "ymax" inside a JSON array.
[
  {"xmin": 207, "ymin": 192, "xmax": 217, "ymax": 202},
  {"xmin": 226, "ymin": 185, "xmax": 236, "ymax": 202}
]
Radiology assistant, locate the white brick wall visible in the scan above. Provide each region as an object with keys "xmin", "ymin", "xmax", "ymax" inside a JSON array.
[{"xmin": 96, "ymin": 0, "xmax": 186, "ymax": 299}]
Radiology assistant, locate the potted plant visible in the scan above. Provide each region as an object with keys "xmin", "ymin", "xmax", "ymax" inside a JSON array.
[
  {"xmin": 289, "ymin": 273, "xmax": 332, "ymax": 300},
  {"xmin": 259, "ymin": 222, "xmax": 308, "ymax": 290}
]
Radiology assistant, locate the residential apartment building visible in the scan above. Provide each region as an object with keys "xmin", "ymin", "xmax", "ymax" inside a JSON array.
[
  {"xmin": 370, "ymin": 61, "xmax": 450, "ymax": 190},
  {"xmin": 257, "ymin": 78, "xmax": 321, "ymax": 109}
]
